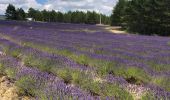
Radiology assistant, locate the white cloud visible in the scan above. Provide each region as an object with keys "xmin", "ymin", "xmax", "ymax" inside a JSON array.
[
  {"xmin": 0, "ymin": 0, "xmax": 42, "ymax": 14},
  {"xmin": 0, "ymin": 0, "xmax": 118, "ymax": 15},
  {"xmin": 44, "ymin": 0, "xmax": 118, "ymax": 15},
  {"xmin": 0, "ymin": 4, "xmax": 8, "ymax": 14}
]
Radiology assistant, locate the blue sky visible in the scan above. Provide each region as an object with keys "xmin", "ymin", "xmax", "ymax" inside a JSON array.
[
  {"xmin": 36, "ymin": 0, "xmax": 47, "ymax": 4},
  {"xmin": 0, "ymin": 0, "xmax": 118, "ymax": 15}
]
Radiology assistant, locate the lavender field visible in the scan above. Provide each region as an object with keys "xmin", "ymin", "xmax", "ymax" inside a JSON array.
[{"xmin": 0, "ymin": 20, "xmax": 170, "ymax": 100}]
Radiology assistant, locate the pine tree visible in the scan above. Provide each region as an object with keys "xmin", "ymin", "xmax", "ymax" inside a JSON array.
[
  {"xmin": 5, "ymin": 4, "xmax": 17, "ymax": 20},
  {"xmin": 111, "ymin": 0, "xmax": 127, "ymax": 26},
  {"xmin": 125, "ymin": 0, "xmax": 170, "ymax": 35}
]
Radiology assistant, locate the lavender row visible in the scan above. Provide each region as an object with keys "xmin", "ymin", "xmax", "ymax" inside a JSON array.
[
  {"xmin": 0, "ymin": 52, "xmax": 96, "ymax": 99},
  {"xmin": 0, "ymin": 23, "xmax": 169, "ymax": 76}
]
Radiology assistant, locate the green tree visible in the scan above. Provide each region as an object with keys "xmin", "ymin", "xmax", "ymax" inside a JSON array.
[
  {"xmin": 42, "ymin": 10, "xmax": 50, "ymax": 22},
  {"xmin": 63, "ymin": 11, "xmax": 72, "ymax": 23},
  {"xmin": 28, "ymin": 8, "xmax": 37, "ymax": 20},
  {"xmin": 125, "ymin": 0, "xmax": 170, "ymax": 36},
  {"xmin": 5, "ymin": 4, "xmax": 17, "ymax": 20},
  {"xmin": 16, "ymin": 8, "xmax": 26, "ymax": 20},
  {"xmin": 111, "ymin": 0, "xmax": 127, "ymax": 26},
  {"xmin": 35, "ymin": 10, "xmax": 43, "ymax": 21},
  {"xmin": 5, "ymin": 4, "xmax": 110, "ymax": 25},
  {"xmin": 56, "ymin": 12, "xmax": 63, "ymax": 22},
  {"xmin": 86, "ymin": 11, "xmax": 98, "ymax": 24},
  {"xmin": 49, "ymin": 10, "xmax": 57, "ymax": 22}
]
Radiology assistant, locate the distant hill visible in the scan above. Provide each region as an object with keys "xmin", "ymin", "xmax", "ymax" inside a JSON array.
[{"xmin": 0, "ymin": 15, "xmax": 6, "ymax": 20}]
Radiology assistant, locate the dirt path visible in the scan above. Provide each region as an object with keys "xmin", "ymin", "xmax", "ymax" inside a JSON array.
[{"xmin": 104, "ymin": 26, "xmax": 127, "ymax": 34}]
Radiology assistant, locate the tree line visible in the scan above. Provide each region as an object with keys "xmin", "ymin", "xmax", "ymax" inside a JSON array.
[
  {"xmin": 5, "ymin": 4, "xmax": 110, "ymax": 25},
  {"xmin": 5, "ymin": 1, "xmax": 170, "ymax": 36},
  {"xmin": 111, "ymin": 0, "xmax": 170, "ymax": 36}
]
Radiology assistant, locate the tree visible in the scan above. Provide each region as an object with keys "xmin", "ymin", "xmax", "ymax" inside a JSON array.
[
  {"xmin": 16, "ymin": 8, "xmax": 26, "ymax": 20},
  {"xmin": 50, "ymin": 10, "xmax": 57, "ymax": 22},
  {"xmin": 125, "ymin": 0, "xmax": 170, "ymax": 35},
  {"xmin": 102, "ymin": 15, "xmax": 110, "ymax": 25},
  {"xmin": 5, "ymin": 4, "xmax": 17, "ymax": 20},
  {"xmin": 111, "ymin": 0, "xmax": 127, "ymax": 26},
  {"xmin": 57, "ymin": 12, "xmax": 63, "ymax": 22},
  {"xmin": 5, "ymin": 4, "xmax": 110, "ymax": 25},
  {"xmin": 42, "ymin": 10, "xmax": 49, "ymax": 22},
  {"xmin": 111, "ymin": 0, "xmax": 170, "ymax": 36},
  {"xmin": 86, "ymin": 11, "xmax": 98, "ymax": 24},
  {"xmin": 28, "ymin": 8, "xmax": 37, "ymax": 20},
  {"xmin": 63, "ymin": 11, "xmax": 72, "ymax": 23},
  {"xmin": 35, "ymin": 10, "xmax": 43, "ymax": 21}
]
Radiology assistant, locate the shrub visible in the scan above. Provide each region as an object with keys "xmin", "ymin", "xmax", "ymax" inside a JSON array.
[{"xmin": 16, "ymin": 76, "xmax": 37, "ymax": 96}]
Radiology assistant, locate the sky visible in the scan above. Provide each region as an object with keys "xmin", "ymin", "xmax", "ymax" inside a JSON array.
[{"xmin": 0, "ymin": 0, "xmax": 118, "ymax": 15}]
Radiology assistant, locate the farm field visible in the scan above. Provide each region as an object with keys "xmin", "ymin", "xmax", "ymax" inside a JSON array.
[{"xmin": 0, "ymin": 20, "xmax": 170, "ymax": 100}]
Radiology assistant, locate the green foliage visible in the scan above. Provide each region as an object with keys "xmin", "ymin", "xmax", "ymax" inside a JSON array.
[
  {"xmin": 42, "ymin": 10, "xmax": 50, "ymax": 22},
  {"xmin": 5, "ymin": 5, "xmax": 110, "ymax": 24},
  {"xmin": 0, "ymin": 63, "xmax": 5, "ymax": 75},
  {"xmin": 5, "ymin": 4, "xmax": 26, "ymax": 20},
  {"xmin": 96, "ymin": 61, "xmax": 115, "ymax": 76},
  {"xmin": 5, "ymin": 4, "xmax": 17, "ymax": 20},
  {"xmin": 71, "ymin": 54, "xmax": 89, "ymax": 66},
  {"xmin": 0, "ymin": 61, "xmax": 17, "ymax": 78},
  {"xmin": 10, "ymin": 48, "xmax": 21, "ymax": 58},
  {"xmin": 103, "ymin": 83, "xmax": 133, "ymax": 99},
  {"xmin": 111, "ymin": 0, "xmax": 170, "ymax": 36},
  {"xmin": 115, "ymin": 67, "xmax": 151, "ymax": 84},
  {"xmin": 16, "ymin": 76, "xmax": 37, "ymax": 96},
  {"xmin": 22, "ymin": 54, "xmax": 53, "ymax": 72},
  {"xmin": 86, "ymin": 11, "xmax": 98, "ymax": 24},
  {"xmin": 111, "ymin": 0, "xmax": 127, "ymax": 26},
  {"xmin": 71, "ymin": 71, "xmax": 83, "ymax": 85},
  {"xmin": 28, "ymin": 8, "xmax": 37, "ymax": 20},
  {"xmin": 141, "ymin": 92, "xmax": 155, "ymax": 100},
  {"xmin": 149, "ymin": 63, "xmax": 170, "ymax": 72},
  {"xmin": 152, "ymin": 77, "xmax": 170, "ymax": 92},
  {"xmin": 168, "ymin": 41, "xmax": 170, "ymax": 46},
  {"xmin": 5, "ymin": 68, "xmax": 16, "ymax": 79},
  {"xmin": 51, "ymin": 67, "xmax": 132, "ymax": 98},
  {"xmin": 16, "ymin": 8, "xmax": 26, "ymax": 20},
  {"xmin": 56, "ymin": 69, "xmax": 73, "ymax": 84}
]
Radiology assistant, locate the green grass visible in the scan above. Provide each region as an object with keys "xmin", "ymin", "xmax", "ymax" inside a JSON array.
[
  {"xmin": 0, "ymin": 62, "xmax": 17, "ymax": 79},
  {"xmin": 22, "ymin": 54, "xmax": 54, "ymax": 72},
  {"xmin": 0, "ymin": 63, "xmax": 5, "ymax": 75},
  {"xmin": 141, "ymin": 92, "xmax": 156, "ymax": 100},
  {"xmin": 152, "ymin": 76, "xmax": 170, "ymax": 92},
  {"xmin": 148, "ymin": 62, "xmax": 170, "ymax": 72},
  {"xmin": 167, "ymin": 41, "xmax": 170, "ymax": 46},
  {"xmin": 112, "ymin": 66, "xmax": 151, "ymax": 84},
  {"xmin": 15, "ymin": 75, "xmax": 39, "ymax": 96},
  {"xmin": 5, "ymin": 68, "xmax": 17, "ymax": 79}
]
